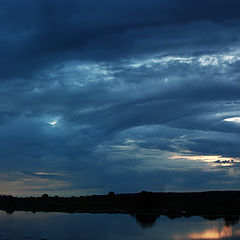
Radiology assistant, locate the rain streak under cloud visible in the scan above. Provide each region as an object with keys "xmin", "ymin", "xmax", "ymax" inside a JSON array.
[{"xmin": 1, "ymin": 0, "xmax": 240, "ymax": 196}]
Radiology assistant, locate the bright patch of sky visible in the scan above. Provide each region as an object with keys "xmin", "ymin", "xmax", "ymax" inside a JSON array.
[
  {"xmin": 170, "ymin": 154, "xmax": 240, "ymax": 167},
  {"xmin": 49, "ymin": 121, "xmax": 57, "ymax": 126},
  {"xmin": 128, "ymin": 49, "xmax": 240, "ymax": 69},
  {"xmin": 224, "ymin": 117, "xmax": 240, "ymax": 124},
  {"xmin": 76, "ymin": 62, "xmax": 114, "ymax": 82},
  {"xmin": 35, "ymin": 172, "xmax": 65, "ymax": 176}
]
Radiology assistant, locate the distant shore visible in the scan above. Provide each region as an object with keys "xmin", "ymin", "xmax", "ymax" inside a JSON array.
[
  {"xmin": 1, "ymin": 191, "xmax": 240, "ymax": 216},
  {"xmin": 2, "ymin": 191, "xmax": 240, "ymax": 227}
]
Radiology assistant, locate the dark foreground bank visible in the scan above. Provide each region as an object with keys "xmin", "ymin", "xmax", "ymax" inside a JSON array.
[{"xmin": 1, "ymin": 191, "xmax": 240, "ymax": 215}]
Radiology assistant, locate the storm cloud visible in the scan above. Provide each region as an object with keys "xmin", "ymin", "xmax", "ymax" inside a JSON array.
[{"xmin": 0, "ymin": 0, "xmax": 240, "ymax": 196}]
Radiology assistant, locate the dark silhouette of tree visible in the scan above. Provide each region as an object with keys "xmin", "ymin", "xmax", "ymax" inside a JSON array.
[
  {"xmin": 41, "ymin": 194, "xmax": 49, "ymax": 199},
  {"xmin": 108, "ymin": 191, "xmax": 115, "ymax": 197},
  {"xmin": 134, "ymin": 214, "xmax": 159, "ymax": 228}
]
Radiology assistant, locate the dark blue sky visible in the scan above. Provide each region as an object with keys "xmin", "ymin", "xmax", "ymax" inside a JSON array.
[{"xmin": 1, "ymin": 0, "xmax": 240, "ymax": 196}]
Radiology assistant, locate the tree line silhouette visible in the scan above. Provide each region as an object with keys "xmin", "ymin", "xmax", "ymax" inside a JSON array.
[{"xmin": 1, "ymin": 191, "xmax": 240, "ymax": 227}]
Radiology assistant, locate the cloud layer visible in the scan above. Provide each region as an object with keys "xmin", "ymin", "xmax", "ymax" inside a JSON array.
[{"xmin": 1, "ymin": 0, "xmax": 240, "ymax": 195}]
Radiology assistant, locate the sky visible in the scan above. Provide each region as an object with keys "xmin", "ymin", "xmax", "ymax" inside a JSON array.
[{"xmin": 1, "ymin": 0, "xmax": 240, "ymax": 196}]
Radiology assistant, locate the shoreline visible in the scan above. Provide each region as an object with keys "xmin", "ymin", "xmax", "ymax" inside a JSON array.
[{"xmin": 0, "ymin": 190, "xmax": 240, "ymax": 215}]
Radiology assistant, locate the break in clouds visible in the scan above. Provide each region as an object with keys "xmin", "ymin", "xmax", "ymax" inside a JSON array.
[{"xmin": 0, "ymin": 0, "xmax": 240, "ymax": 195}]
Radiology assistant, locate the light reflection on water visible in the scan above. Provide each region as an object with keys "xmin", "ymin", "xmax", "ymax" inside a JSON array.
[
  {"xmin": 0, "ymin": 211, "xmax": 239, "ymax": 240},
  {"xmin": 175, "ymin": 226, "xmax": 240, "ymax": 240}
]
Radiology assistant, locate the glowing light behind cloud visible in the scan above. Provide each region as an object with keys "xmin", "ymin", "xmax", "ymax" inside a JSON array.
[
  {"xmin": 170, "ymin": 155, "xmax": 240, "ymax": 167},
  {"xmin": 223, "ymin": 117, "xmax": 240, "ymax": 124},
  {"xmin": 46, "ymin": 116, "xmax": 61, "ymax": 126},
  {"xmin": 35, "ymin": 172, "xmax": 65, "ymax": 176},
  {"xmin": 128, "ymin": 50, "xmax": 240, "ymax": 69},
  {"xmin": 49, "ymin": 121, "xmax": 57, "ymax": 126}
]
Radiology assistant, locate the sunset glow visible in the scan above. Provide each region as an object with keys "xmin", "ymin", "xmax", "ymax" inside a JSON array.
[
  {"xmin": 170, "ymin": 155, "xmax": 240, "ymax": 166},
  {"xmin": 189, "ymin": 226, "xmax": 239, "ymax": 239},
  {"xmin": 174, "ymin": 226, "xmax": 240, "ymax": 240}
]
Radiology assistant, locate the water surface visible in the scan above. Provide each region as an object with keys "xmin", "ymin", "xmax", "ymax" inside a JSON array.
[{"xmin": 0, "ymin": 211, "xmax": 239, "ymax": 240}]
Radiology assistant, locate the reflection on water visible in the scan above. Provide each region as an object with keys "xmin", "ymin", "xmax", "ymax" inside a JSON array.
[
  {"xmin": 134, "ymin": 214, "xmax": 160, "ymax": 228},
  {"xmin": 188, "ymin": 226, "xmax": 240, "ymax": 239},
  {"xmin": 175, "ymin": 226, "xmax": 240, "ymax": 239},
  {"xmin": 0, "ymin": 211, "xmax": 240, "ymax": 239},
  {"xmin": 173, "ymin": 216, "xmax": 240, "ymax": 240}
]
